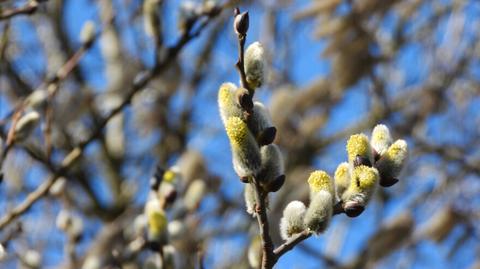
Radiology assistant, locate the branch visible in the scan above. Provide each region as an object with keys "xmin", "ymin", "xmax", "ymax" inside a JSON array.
[
  {"xmin": 0, "ymin": 1, "xmax": 41, "ymax": 21},
  {"xmin": 251, "ymin": 177, "xmax": 275, "ymax": 269},
  {"xmin": 273, "ymin": 230, "xmax": 311, "ymax": 259},
  {"xmin": 0, "ymin": 7, "xmax": 221, "ymax": 231}
]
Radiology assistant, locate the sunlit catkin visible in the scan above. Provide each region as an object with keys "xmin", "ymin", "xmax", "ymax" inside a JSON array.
[
  {"xmin": 145, "ymin": 198, "xmax": 168, "ymax": 248},
  {"xmin": 375, "ymin": 139, "xmax": 408, "ymax": 187},
  {"xmin": 247, "ymin": 101, "xmax": 276, "ymax": 146},
  {"xmin": 304, "ymin": 170, "xmax": 335, "ymax": 233},
  {"xmin": 218, "ymin": 83, "xmax": 250, "ymax": 124},
  {"xmin": 14, "ymin": 111, "xmax": 40, "ymax": 143},
  {"xmin": 304, "ymin": 190, "xmax": 333, "ymax": 234},
  {"xmin": 258, "ymin": 144, "xmax": 285, "ymax": 192},
  {"xmin": 346, "ymin": 133, "xmax": 372, "ymax": 167},
  {"xmin": 334, "ymin": 162, "xmax": 350, "ymax": 200},
  {"xmin": 244, "ymin": 42, "xmax": 265, "ymax": 89},
  {"xmin": 370, "ymin": 124, "xmax": 392, "ymax": 157},
  {"xmin": 225, "ymin": 117, "xmax": 261, "ymax": 179},
  {"xmin": 342, "ymin": 165, "xmax": 379, "ymax": 217},
  {"xmin": 280, "ymin": 200, "xmax": 306, "ymax": 239}
]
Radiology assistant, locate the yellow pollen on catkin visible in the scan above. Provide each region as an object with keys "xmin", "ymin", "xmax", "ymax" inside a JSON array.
[
  {"xmin": 346, "ymin": 134, "xmax": 370, "ymax": 162},
  {"xmin": 308, "ymin": 170, "xmax": 333, "ymax": 194},
  {"xmin": 225, "ymin": 117, "xmax": 249, "ymax": 147},
  {"xmin": 163, "ymin": 170, "xmax": 176, "ymax": 183},
  {"xmin": 218, "ymin": 83, "xmax": 235, "ymax": 107},
  {"xmin": 385, "ymin": 139, "xmax": 407, "ymax": 162},
  {"xmin": 351, "ymin": 165, "xmax": 379, "ymax": 191}
]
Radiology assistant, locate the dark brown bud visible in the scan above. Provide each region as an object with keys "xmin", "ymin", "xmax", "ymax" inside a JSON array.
[
  {"xmin": 379, "ymin": 177, "xmax": 399, "ymax": 187},
  {"xmin": 354, "ymin": 155, "xmax": 372, "ymax": 167},
  {"xmin": 150, "ymin": 166, "xmax": 165, "ymax": 191},
  {"xmin": 165, "ymin": 189, "xmax": 177, "ymax": 204},
  {"xmin": 257, "ymin": 127, "xmax": 277, "ymax": 146},
  {"xmin": 373, "ymin": 149, "xmax": 381, "ymax": 163},
  {"xmin": 266, "ymin": 174, "xmax": 285, "ymax": 193},
  {"xmin": 236, "ymin": 87, "xmax": 253, "ymax": 112},
  {"xmin": 233, "ymin": 8, "xmax": 249, "ymax": 36},
  {"xmin": 343, "ymin": 201, "xmax": 365, "ymax": 218}
]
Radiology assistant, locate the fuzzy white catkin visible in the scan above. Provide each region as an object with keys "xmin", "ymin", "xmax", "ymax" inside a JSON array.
[
  {"xmin": 24, "ymin": 249, "xmax": 41, "ymax": 268},
  {"xmin": 0, "ymin": 244, "xmax": 5, "ymax": 261},
  {"xmin": 244, "ymin": 184, "xmax": 256, "ymax": 216},
  {"xmin": 168, "ymin": 220, "xmax": 186, "ymax": 241},
  {"xmin": 82, "ymin": 256, "xmax": 102, "ymax": 269},
  {"xmin": 161, "ymin": 245, "xmax": 177, "ymax": 269},
  {"xmin": 56, "ymin": 209, "xmax": 72, "ymax": 231},
  {"xmin": 258, "ymin": 144, "xmax": 284, "ymax": 183},
  {"xmin": 248, "ymin": 236, "xmax": 262, "ymax": 268},
  {"xmin": 371, "ymin": 124, "xmax": 392, "ymax": 156},
  {"xmin": 143, "ymin": 0, "xmax": 160, "ymax": 38},
  {"xmin": 304, "ymin": 190, "xmax": 333, "ymax": 234},
  {"xmin": 217, "ymin": 83, "xmax": 244, "ymax": 125},
  {"xmin": 375, "ymin": 139, "xmax": 408, "ymax": 179},
  {"xmin": 334, "ymin": 162, "xmax": 350, "ymax": 200},
  {"xmin": 244, "ymin": 42, "xmax": 265, "ymax": 89},
  {"xmin": 24, "ymin": 89, "xmax": 48, "ymax": 111},
  {"xmin": 280, "ymin": 201, "xmax": 307, "ymax": 240},
  {"xmin": 49, "ymin": 177, "xmax": 67, "ymax": 196},
  {"xmin": 247, "ymin": 101, "xmax": 273, "ymax": 137},
  {"xmin": 14, "ymin": 111, "xmax": 40, "ymax": 142},
  {"xmin": 80, "ymin": 21, "xmax": 96, "ymax": 45},
  {"xmin": 184, "ymin": 179, "xmax": 206, "ymax": 211},
  {"xmin": 133, "ymin": 214, "xmax": 147, "ymax": 236}
]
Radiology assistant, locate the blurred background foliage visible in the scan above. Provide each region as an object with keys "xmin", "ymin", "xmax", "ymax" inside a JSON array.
[{"xmin": 0, "ymin": 0, "xmax": 479, "ymax": 268}]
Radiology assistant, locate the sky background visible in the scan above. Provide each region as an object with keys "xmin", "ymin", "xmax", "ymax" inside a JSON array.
[{"xmin": 1, "ymin": 0, "xmax": 480, "ymax": 268}]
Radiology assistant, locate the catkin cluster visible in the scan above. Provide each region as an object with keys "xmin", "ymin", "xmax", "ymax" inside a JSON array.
[
  {"xmin": 279, "ymin": 124, "xmax": 408, "ymax": 239},
  {"xmin": 218, "ymin": 39, "xmax": 285, "ymax": 216}
]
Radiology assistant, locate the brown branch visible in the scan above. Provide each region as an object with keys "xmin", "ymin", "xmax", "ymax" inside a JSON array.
[
  {"xmin": 0, "ymin": 1, "xmax": 41, "ymax": 21},
  {"xmin": 251, "ymin": 177, "xmax": 275, "ymax": 269},
  {"xmin": 273, "ymin": 230, "xmax": 311, "ymax": 259}
]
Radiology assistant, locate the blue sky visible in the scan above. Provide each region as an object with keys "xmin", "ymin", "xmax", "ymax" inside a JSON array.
[{"xmin": 1, "ymin": 0, "xmax": 479, "ymax": 268}]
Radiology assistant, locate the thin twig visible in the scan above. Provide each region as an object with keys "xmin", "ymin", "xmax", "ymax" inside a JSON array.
[
  {"xmin": 251, "ymin": 177, "xmax": 275, "ymax": 269},
  {"xmin": 0, "ymin": 1, "xmax": 40, "ymax": 21}
]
